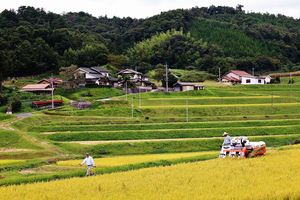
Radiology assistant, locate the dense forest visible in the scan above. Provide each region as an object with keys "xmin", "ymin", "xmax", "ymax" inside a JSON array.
[{"xmin": 0, "ymin": 5, "xmax": 300, "ymax": 83}]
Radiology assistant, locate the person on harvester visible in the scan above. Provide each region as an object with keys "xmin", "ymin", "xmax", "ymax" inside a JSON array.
[{"xmin": 223, "ymin": 132, "xmax": 231, "ymax": 146}]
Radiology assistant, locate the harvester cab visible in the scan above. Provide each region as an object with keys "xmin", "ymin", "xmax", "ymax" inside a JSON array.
[{"xmin": 219, "ymin": 136, "xmax": 266, "ymax": 158}]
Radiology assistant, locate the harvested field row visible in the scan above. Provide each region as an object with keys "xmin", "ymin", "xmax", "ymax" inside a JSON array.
[
  {"xmin": 36, "ymin": 114, "xmax": 300, "ymax": 126},
  {"xmin": 35, "ymin": 119, "xmax": 300, "ymax": 132},
  {"xmin": 56, "ymin": 135, "xmax": 300, "ymax": 156},
  {"xmin": 46, "ymin": 126, "xmax": 300, "ymax": 141},
  {"xmin": 59, "ymin": 134, "xmax": 300, "ymax": 145}
]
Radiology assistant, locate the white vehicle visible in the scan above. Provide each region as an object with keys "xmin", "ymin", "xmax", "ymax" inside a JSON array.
[{"xmin": 219, "ymin": 136, "xmax": 266, "ymax": 158}]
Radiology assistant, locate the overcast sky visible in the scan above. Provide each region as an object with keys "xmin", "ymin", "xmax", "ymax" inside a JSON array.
[{"xmin": 1, "ymin": 0, "xmax": 299, "ymax": 19}]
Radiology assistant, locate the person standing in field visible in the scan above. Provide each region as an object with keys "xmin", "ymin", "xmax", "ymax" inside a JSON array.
[{"xmin": 80, "ymin": 153, "xmax": 95, "ymax": 176}]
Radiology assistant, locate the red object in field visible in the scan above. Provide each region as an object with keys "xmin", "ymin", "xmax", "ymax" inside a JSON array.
[{"xmin": 32, "ymin": 100, "xmax": 63, "ymax": 108}]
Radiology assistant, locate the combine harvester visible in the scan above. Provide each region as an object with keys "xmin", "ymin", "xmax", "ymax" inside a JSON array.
[{"xmin": 219, "ymin": 136, "xmax": 266, "ymax": 158}]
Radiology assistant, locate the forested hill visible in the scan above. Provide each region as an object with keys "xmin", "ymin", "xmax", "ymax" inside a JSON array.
[{"xmin": 0, "ymin": 5, "xmax": 300, "ymax": 79}]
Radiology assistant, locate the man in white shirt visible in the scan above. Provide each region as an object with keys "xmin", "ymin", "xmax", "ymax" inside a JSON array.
[
  {"xmin": 80, "ymin": 153, "xmax": 95, "ymax": 176},
  {"xmin": 223, "ymin": 132, "xmax": 231, "ymax": 145}
]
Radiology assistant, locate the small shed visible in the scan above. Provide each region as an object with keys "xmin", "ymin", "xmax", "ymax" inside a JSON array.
[
  {"xmin": 21, "ymin": 84, "xmax": 53, "ymax": 94},
  {"xmin": 173, "ymin": 82, "xmax": 205, "ymax": 92}
]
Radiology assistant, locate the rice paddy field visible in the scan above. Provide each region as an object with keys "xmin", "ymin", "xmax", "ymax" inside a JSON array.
[
  {"xmin": 1, "ymin": 82, "xmax": 300, "ymax": 199},
  {"xmin": 1, "ymin": 145, "xmax": 300, "ymax": 200}
]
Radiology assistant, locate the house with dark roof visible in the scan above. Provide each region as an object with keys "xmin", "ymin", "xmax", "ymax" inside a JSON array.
[
  {"xmin": 74, "ymin": 66, "xmax": 116, "ymax": 86},
  {"xmin": 173, "ymin": 82, "xmax": 205, "ymax": 92},
  {"xmin": 222, "ymin": 70, "xmax": 271, "ymax": 85},
  {"xmin": 91, "ymin": 66, "xmax": 109, "ymax": 77}
]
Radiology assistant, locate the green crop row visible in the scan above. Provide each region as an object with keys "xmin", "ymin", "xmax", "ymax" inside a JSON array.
[
  {"xmin": 46, "ymin": 126, "xmax": 300, "ymax": 141},
  {"xmin": 34, "ymin": 119, "xmax": 300, "ymax": 132},
  {"xmin": 55, "ymin": 135, "xmax": 300, "ymax": 156}
]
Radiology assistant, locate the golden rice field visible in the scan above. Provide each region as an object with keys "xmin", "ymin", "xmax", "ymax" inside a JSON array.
[
  {"xmin": 1, "ymin": 146, "xmax": 300, "ymax": 200},
  {"xmin": 57, "ymin": 151, "xmax": 217, "ymax": 167},
  {"xmin": 0, "ymin": 160, "xmax": 24, "ymax": 166}
]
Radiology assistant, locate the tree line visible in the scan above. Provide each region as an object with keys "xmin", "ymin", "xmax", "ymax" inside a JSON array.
[{"xmin": 0, "ymin": 5, "xmax": 300, "ymax": 88}]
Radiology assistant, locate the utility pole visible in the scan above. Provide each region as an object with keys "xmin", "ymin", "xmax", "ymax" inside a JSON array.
[
  {"xmin": 252, "ymin": 68, "xmax": 255, "ymax": 76},
  {"xmin": 186, "ymin": 98, "xmax": 189, "ymax": 123},
  {"xmin": 51, "ymin": 76, "xmax": 54, "ymax": 109},
  {"xmin": 218, "ymin": 67, "xmax": 221, "ymax": 82},
  {"xmin": 138, "ymin": 87, "xmax": 141, "ymax": 108},
  {"xmin": 289, "ymin": 72, "xmax": 292, "ymax": 103},
  {"xmin": 165, "ymin": 63, "xmax": 169, "ymax": 92},
  {"xmin": 125, "ymin": 81, "xmax": 128, "ymax": 101},
  {"xmin": 131, "ymin": 96, "xmax": 134, "ymax": 118}
]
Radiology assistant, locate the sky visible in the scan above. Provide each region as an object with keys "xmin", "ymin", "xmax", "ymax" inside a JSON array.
[{"xmin": 0, "ymin": 0, "xmax": 299, "ymax": 19}]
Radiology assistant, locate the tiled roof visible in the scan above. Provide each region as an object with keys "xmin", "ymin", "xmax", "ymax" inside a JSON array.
[
  {"xmin": 22, "ymin": 84, "xmax": 50, "ymax": 89},
  {"xmin": 230, "ymin": 70, "xmax": 252, "ymax": 77},
  {"xmin": 78, "ymin": 67, "xmax": 98, "ymax": 74},
  {"xmin": 91, "ymin": 66, "xmax": 109, "ymax": 73},
  {"xmin": 118, "ymin": 69, "xmax": 142, "ymax": 75},
  {"xmin": 174, "ymin": 82, "xmax": 204, "ymax": 86},
  {"xmin": 38, "ymin": 78, "xmax": 63, "ymax": 84}
]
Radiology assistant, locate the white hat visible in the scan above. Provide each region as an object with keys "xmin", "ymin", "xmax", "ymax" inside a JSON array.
[{"xmin": 223, "ymin": 132, "xmax": 229, "ymax": 136}]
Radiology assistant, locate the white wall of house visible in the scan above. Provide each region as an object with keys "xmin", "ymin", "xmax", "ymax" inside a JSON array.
[
  {"xmin": 241, "ymin": 77, "xmax": 265, "ymax": 84},
  {"xmin": 182, "ymin": 85, "xmax": 195, "ymax": 91},
  {"xmin": 265, "ymin": 76, "xmax": 271, "ymax": 84}
]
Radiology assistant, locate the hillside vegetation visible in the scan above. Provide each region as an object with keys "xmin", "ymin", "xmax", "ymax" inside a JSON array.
[{"xmin": 1, "ymin": 5, "xmax": 300, "ymax": 85}]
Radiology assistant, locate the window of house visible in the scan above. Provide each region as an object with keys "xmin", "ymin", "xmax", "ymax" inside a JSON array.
[
  {"xmin": 258, "ymin": 79, "xmax": 262, "ymax": 83},
  {"xmin": 246, "ymin": 79, "xmax": 251, "ymax": 83}
]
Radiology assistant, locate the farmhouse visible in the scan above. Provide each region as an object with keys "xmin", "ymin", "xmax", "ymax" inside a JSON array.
[
  {"xmin": 74, "ymin": 66, "xmax": 116, "ymax": 86},
  {"xmin": 173, "ymin": 82, "xmax": 205, "ymax": 92},
  {"xmin": 21, "ymin": 84, "xmax": 53, "ymax": 94},
  {"xmin": 118, "ymin": 69, "xmax": 152, "ymax": 87},
  {"xmin": 75, "ymin": 67, "xmax": 103, "ymax": 85},
  {"xmin": 222, "ymin": 70, "xmax": 271, "ymax": 85}
]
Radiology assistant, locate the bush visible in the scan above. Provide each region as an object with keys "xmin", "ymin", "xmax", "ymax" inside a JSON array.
[
  {"xmin": 180, "ymin": 71, "xmax": 208, "ymax": 82},
  {"xmin": 11, "ymin": 99, "xmax": 22, "ymax": 112}
]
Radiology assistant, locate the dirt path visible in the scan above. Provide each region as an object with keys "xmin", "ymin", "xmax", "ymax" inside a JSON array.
[
  {"xmin": 0, "ymin": 148, "xmax": 34, "ymax": 153},
  {"xmin": 0, "ymin": 114, "xmax": 66, "ymax": 157}
]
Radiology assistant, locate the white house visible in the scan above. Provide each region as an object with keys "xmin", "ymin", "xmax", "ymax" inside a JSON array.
[
  {"xmin": 222, "ymin": 70, "xmax": 271, "ymax": 85},
  {"xmin": 241, "ymin": 76, "xmax": 265, "ymax": 84}
]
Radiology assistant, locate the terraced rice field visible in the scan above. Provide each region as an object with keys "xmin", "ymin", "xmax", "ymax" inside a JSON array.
[
  {"xmin": 0, "ymin": 160, "xmax": 25, "ymax": 166},
  {"xmin": 2, "ymin": 84, "xmax": 300, "ymax": 187},
  {"xmin": 1, "ymin": 145, "xmax": 300, "ymax": 200},
  {"xmin": 57, "ymin": 151, "xmax": 217, "ymax": 167},
  {"xmin": 12, "ymin": 85, "xmax": 300, "ymax": 158}
]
